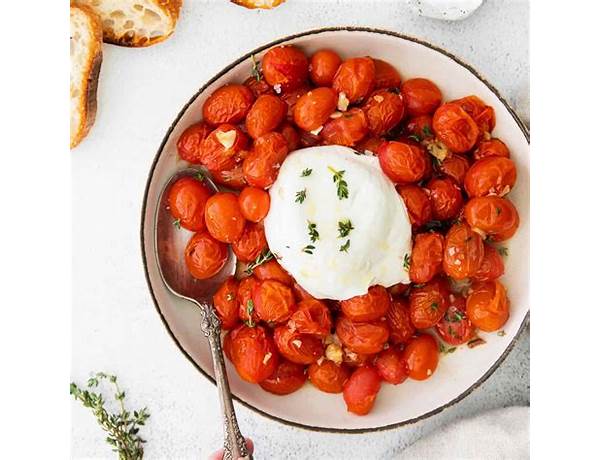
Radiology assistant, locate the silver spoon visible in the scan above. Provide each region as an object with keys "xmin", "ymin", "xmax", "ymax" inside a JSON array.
[{"xmin": 155, "ymin": 168, "xmax": 252, "ymax": 460}]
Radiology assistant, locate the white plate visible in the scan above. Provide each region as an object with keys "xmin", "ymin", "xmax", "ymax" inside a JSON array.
[{"xmin": 140, "ymin": 27, "xmax": 529, "ymax": 432}]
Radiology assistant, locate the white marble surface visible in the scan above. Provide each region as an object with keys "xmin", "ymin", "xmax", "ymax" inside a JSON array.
[{"xmin": 71, "ymin": 0, "xmax": 529, "ymax": 458}]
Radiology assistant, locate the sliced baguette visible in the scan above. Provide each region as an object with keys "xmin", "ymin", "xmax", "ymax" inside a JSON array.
[
  {"xmin": 74, "ymin": 0, "xmax": 182, "ymax": 47},
  {"xmin": 70, "ymin": 5, "xmax": 103, "ymax": 149},
  {"xmin": 231, "ymin": 0, "xmax": 286, "ymax": 9}
]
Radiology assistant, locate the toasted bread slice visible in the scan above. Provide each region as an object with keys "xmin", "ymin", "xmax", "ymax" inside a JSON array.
[
  {"xmin": 74, "ymin": 0, "xmax": 182, "ymax": 47},
  {"xmin": 231, "ymin": 0, "xmax": 286, "ymax": 9},
  {"xmin": 70, "ymin": 5, "xmax": 103, "ymax": 149}
]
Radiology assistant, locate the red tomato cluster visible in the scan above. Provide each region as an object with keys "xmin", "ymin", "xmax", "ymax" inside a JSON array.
[{"xmin": 167, "ymin": 44, "xmax": 520, "ymax": 416}]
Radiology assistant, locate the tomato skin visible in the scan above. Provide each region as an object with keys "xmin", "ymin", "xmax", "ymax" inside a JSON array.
[
  {"xmin": 184, "ymin": 231, "xmax": 228, "ymax": 280},
  {"xmin": 204, "ymin": 192, "xmax": 246, "ymax": 243},
  {"xmin": 427, "ymin": 177, "xmax": 464, "ymax": 221},
  {"xmin": 309, "ymin": 49, "xmax": 342, "ymax": 86},
  {"xmin": 211, "ymin": 163, "xmax": 247, "ymax": 190},
  {"xmin": 213, "ymin": 277, "xmax": 240, "ymax": 330},
  {"xmin": 238, "ymin": 187, "xmax": 270, "ymax": 223},
  {"xmin": 362, "ymin": 89, "xmax": 405, "ymax": 136},
  {"xmin": 262, "ymin": 45, "xmax": 309, "ymax": 91},
  {"xmin": 464, "ymin": 196, "xmax": 520, "ymax": 241},
  {"xmin": 231, "ymin": 222, "xmax": 267, "ymax": 262},
  {"xmin": 273, "ymin": 326, "xmax": 324, "ymax": 364},
  {"xmin": 409, "ymin": 232, "xmax": 444, "ymax": 284},
  {"xmin": 244, "ymin": 76, "xmax": 273, "ymax": 98},
  {"xmin": 473, "ymin": 138, "xmax": 510, "ymax": 161},
  {"xmin": 409, "ymin": 278, "xmax": 450, "ymax": 329},
  {"xmin": 374, "ymin": 347, "xmax": 409, "ymax": 384},
  {"xmin": 252, "ymin": 279, "xmax": 296, "ymax": 323},
  {"xmin": 226, "ymin": 324, "xmax": 279, "ymax": 383},
  {"xmin": 252, "ymin": 259, "xmax": 293, "ymax": 285},
  {"xmin": 473, "ymin": 244, "xmax": 505, "ymax": 282},
  {"xmin": 464, "ymin": 157, "xmax": 517, "ymax": 198},
  {"xmin": 432, "ymin": 103, "xmax": 479, "ymax": 153},
  {"xmin": 308, "ymin": 360, "xmax": 350, "ymax": 393},
  {"xmin": 242, "ymin": 132, "xmax": 289, "ymax": 189},
  {"xmin": 402, "ymin": 334, "xmax": 439, "ymax": 380},
  {"xmin": 340, "ymin": 285, "xmax": 391, "ymax": 322},
  {"xmin": 401, "ymin": 78, "xmax": 442, "ymax": 117},
  {"xmin": 293, "ymin": 87, "xmax": 338, "ymax": 131},
  {"xmin": 279, "ymin": 122, "xmax": 301, "ymax": 151},
  {"xmin": 288, "ymin": 298, "xmax": 332, "ymax": 338},
  {"xmin": 259, "ymin": 360, "xmax": 307, "ymax": 395},
  {"xmin": 332, "ymin": 57, "xmax": 376, "ymax": 103},
  {"xmin": 292, "ymin": 282, "xmax": 316, "ymax": 302},
  {"xmin": 202, "ymin": 84, "xmax": 255, "ymax": 126},
  {"xmin": 177, "ymin": 122, "xmax": 212, "ymax": 164},
  {"xmin": 386, "ymin": 299, "xmax": 415, "ymax": 344},
  {"xmin": 237, "ymin": 276, "xmax": 260, "ymax": 324},
  {"xmin": 336, "ymin": 315, "xmax": 390, "ymax": 355},
  {"xmin": 387, "ymin": 282, "xmax": 410, "ymax": 298},
  {"xmin": 356, "ymin": 136, "xmax": 385, "ymax": 155},
  {"xmin": 373, "ymin": 58, "xmax": 402, "ymax": 89},
  {"xmin": 245, "ymin": 94, "xmax": 287, "ymax": 139},
  {"xmin": 443, "ymin": 223, "xmax": 485, "ymax": 280},
  {"xmin": 405, "ymin": 115, "xmax": 435, "ymax": 140},
  {"xmin": 378, "ymin": 141, "xmax": 428, "ymax": 184},
  {"xmin": 466, "ymin": 280, "xmax": 510, "ymax": 332},
  {"xmin": 280, "ymin": 84, "xmax": 311, "ymax": 120},
  {"xmin": 435, "ymin": 295, "xmax": 474, "ymax": 345},
  {"xmin": 343, "ymin": 365, "xmax": 382, "ymax": 415},
  {"xmin": 397, "ymin": 184, "xmax": 433, "ymax": 227},
  {"xmin": 439, "ymin": 154, "xmax": 470, "ymax": 185},
  {"xmin": 321, "ymin": 108, "xmax": 369, "ymax": 147},
  {"xmin": 167, "ymin": 176, "xmax": 212, "ymax": 231},
  {"xmin": 199, "ymin": 124, "xmax": 248, "ymax": 172},
  {"xmin": 451, "ymin": 95, "xmax": 496, "ymax": 135}
]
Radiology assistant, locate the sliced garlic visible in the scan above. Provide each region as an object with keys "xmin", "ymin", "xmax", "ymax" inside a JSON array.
[
  {"xmin": 263, "ymin": 352, "xmax": 272, "ymax": 364},
  {"xmin": 310, "ymin": 126, "xmax": 323, "ymax": 136},
  {"xmin": 425, "ymin": 138, "xmax": 450, "ymax": 162},
  {"xmin": 291, "ymin": 339, "xmax": 303, "ymax": 348},
  {"xmin": 325, "ymin": 343, "xmax": 343, "ymax": 364},
  {"xmin": 373, "ymin": 95, "xmax": 384, "ymax": 103},
  {"xmin": 337, "ymin": 92, "xmax": 349, "ymax": 111},
  {"xmin": 215, "ymin": 130, "xmax": 237, "ymax": 149},
  {"xmin": 330, "ymin": 111, "xmax": 343, "ymax": 119}
]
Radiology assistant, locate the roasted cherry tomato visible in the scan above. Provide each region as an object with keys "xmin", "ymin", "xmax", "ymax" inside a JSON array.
[
  {"xmin": 288, "ymin": 298, "xmax": 332, "ymax": 338},
  {"xmin": 237, "ymin": 276, "xmax": 260, "ymax": 324},
  {"xmin": 343, "ymin": 365, "xmax": 381, "ymax": 415},
  {"xmin": 439, "ymin": 154, "xmax": 470, "ymax": 185},
  {"xmin": 374, "ymin": 347, "xmax": 409, "ymax": 384},
  {"xmin": 309, "ymin": 49, "xmax": 342, "ymax": 86},
  {"xmin": 427, "ymin": 177, "xmax": 464, "ymax": 221},
  {"xmin": 273, "ymin": 326, "xmax": 324, "ymax": 364},
  {"xmin": 252, "ymin": 259, "xmax": 293, "ymax": 285},
  {"xmin": 336, "ymin": 315, "xmax": 390, "ymax": 355},
  {"xmin": 409, "ymin": 232, "xmax": 444, "ymax": 284},
  {"xmin": 184, "ymin": 231, "xmax": 228, "ymax": 280},
  {"xmin": 244, "ymin": 75, "xmax": 273, "ymax": 98},
  {"xmin": 409, "ymin": 277, "xmax": 450, "ymax": 329},
  {"xmin": 362, "ymin": 89, "xmax": 405, "ymax": 136},
  {"xmin": 293, "ymin": 87, "xmax": 338, "ymax": 131},
  {"xmin": 245, "ymin": 94, "xmax": 287, "ymax": 139},
  {"xmin": 177, "ymin": 122, "xmax": 212, "ymax": 164},
  {"xmin": 202, "ymin": 84, "xmax": 255, "ymax": 126},
  {"xmin": 355, "ymin": 136, "xmax": 385, "ymax": 155},
  {"xmin": 292, "ymin": 281, "xmax": 316, "ymax": 302},
  {"xmin": 259, "ymin": 360, "xmax": 307, "ymax": 395},
  {"xmin": 402, "ymin": 334, "xmax": 439, "ymax": 380},
  {"xmin": 199, "ymin": 124, "xmax": 248, "ymax": 172},
  {"xmin": 473, "ymin": 138, "xmax": 510, "ymax": 161},
  {"xmin": 340, "ymin": 285, "xmax": 391, "ymax": 322},
  {"xmin": 378, "ymin": 141, "xmax": 428, "ymax": 184},
  {"xmin": 473, "ymin": 243, "xmax": 505, "ymax": 282},
  {"xmin": 432, "ymin": 103, "xmax": 479, "ymax": 153},
  {"xmin": 242, "ymin": 132, "xmax": 289, "ymax": 188},
  {"xmin": 332, "ymin": 57, "xmax": 376, "ymax": 103},
  {"xmin": 343, "ymin": 350, "xmax": 373, "ymax": 368},
  {"xmin": 238, "ymin": 186, "xmax": 270, "ymax": 223},
  {"xmin": 442, "ymin": 222, "xmax": 485, "ymax": 280},
  {"xmin": 321, "ymin": 108, "xmax": 369, "ymax": 146},
  {"xmin": 252, "ymin": 279, "xmax": 295, "ymax": 323},
  {"xmin": 299, "ymin": 129, "xmax": 321, "ymax": 148},
  {"xmin": 386, "ymin": 299, "xmax": 415, "ymax": 344},
  {"xmin": 451, "ymin": 95, "xmax": 495, "ymax": 135},
  {"xmin": 279, "ymin": 122, "xmax": 301, "ymax": 151},
  {"xmin": 464, "ymin": 196, "xmax": 520, "ymax": 241},
  {"xmin": 211, "ymin": 163, "xmax": 247, "ymax": 190},
  {"xmin": 213, "ymin": 276, "xmax": 240, "ymax": 330},
  {"xmin": 466, "ymin": 280, "xmax": 510, "ymax": 332},
  {"xmin": 397, "ymin": 185, "xmax": 433, "ymax": 227},
  {"xmin": 387, "ymin": 282, "xmax": 410, "ymax": 298},
  {"xmin": 226, "ymin": 324, "xmax": 279, "ymax": 383},
  {"xmin": 401, "ymin": 78, "xmax": 442, "ymax": 117},
  {"xmin": 204, "ymin": 192, "xmax": 246, "ymax": 243},
  {"xmin": 167, "ymin": 176, "xmax": 212, "ymax": 231},
  {"xmin": 262, "ymin": 45, "xmax": 309, "ymax": 92},
  {"xmin": 231, "ymin": 222, "xmax": 267, "ymax": 262},
  {"xmin": 373, "ymin": 58, "xmax": 402, "ymax": 89},
  {"xmin": 308, "ymin": 359, "xmax": 350, "ymax": 393},
  {"xmin": 435, "ymin": 294, "xmax": 474, "ymax": 345},
  {"xmin": 280, "ymin": 84, "xmax": 311, "ymax": 120},
  {"xmin": 405, "ymin": 115, "xmax": 434, "ymax": 141},
  {"xmin": 464, "ymin": 157, "xmax": 517, "ymax": 198}
]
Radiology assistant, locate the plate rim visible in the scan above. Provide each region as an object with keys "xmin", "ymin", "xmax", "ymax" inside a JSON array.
[{"xmin": 139, "ymin": 26, "xmax": 530, "ymax": 434}]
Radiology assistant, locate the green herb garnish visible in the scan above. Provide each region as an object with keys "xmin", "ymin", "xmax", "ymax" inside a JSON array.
[
  {"xmin": 337, "ymin": 219, "xmax": 354, "ymax": 238},
  {"xmin": 497, "ymin": 330, "xmax": 506, "ymax": 337},
  {"xmin": 301, "ymin": 168, "xmax": 312, "ymax": 177},
  {"xmin": 430, "ymin": 302, "xmax": 439, "ymax": 311},
  {"xmin": 497, "ymin": 247, "xmax": 509, "ymax": 256},
  {"xmin": 339, "ymin": 240, "xmax": 351, "ymax": 252},
  {"xmin": 295, "ymin": 188, "xmax": 307, "ymax": 204},
  {"xmin": 327, "ymin": 166, "xmax": 349, "ymax": 200},
  {"xmin": 250, "ymin": 54, "xmax": 261, "ymax": 82},
  {"xmin": 307, "ymin": 221, "xmax": 319, "ymax": 243},
  {"xmin": 407, "ymin": 134, "xmax": 421, "ymax": 142},
  {"xmin": 172, "ymin": 218, "xmax": 181, "ymax": 230},
  {"xmin": 244, "ymin": 300, "xmax": 256, "ymax": 327},
  {"xmin": 245, "ymin": 249, "xmax": 274, "ymax": 274},
  {"xmin": 196, "ymin": 170, "xmax": 206, "ymax": 182},
  {"xmin": 302, "ymin": 245, "xmax": 315, "ymax": 254},
  {"xmin": 403, "ymin": 253, "xmax": 411, "ymax": 271},
  {"xmin": 422, "ymin": 125, "xmax": 433, "ymax": 137}
]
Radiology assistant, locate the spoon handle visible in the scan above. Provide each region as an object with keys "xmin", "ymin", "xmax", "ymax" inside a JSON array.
[{"xmin": 200, "ymin": 304, "xmax": 252, "ymax": 460}]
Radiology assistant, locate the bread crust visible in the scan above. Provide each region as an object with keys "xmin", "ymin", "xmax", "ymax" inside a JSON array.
[{"xmin": 231, "ymin": 0, "xmax": 286, "ymax": 9}]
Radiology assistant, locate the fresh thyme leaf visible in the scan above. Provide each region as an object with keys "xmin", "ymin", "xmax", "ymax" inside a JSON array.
[
  {"xmin": 302, "ymin": 245, "xmax": 315, "ymax": 254},
  {"xmin": 196, "ymin": 170, "xmax": 206, "ymax": 182},
  {"xmin": 307, "ymin": 221, "xmax": 319, "ymax": 243},
  {"xmin": 327, "ymin": 166, "xmax": 349, "ymax": 200},
  {"xmin": 467, "ymin": 337, "xmax": 486, "ymax": 348},
  {"xmin": 448, "ymin": 310, "xmax": 466, "ymax": 322},
  {"xmin": 339, "ymin": 240, "xmax": 350, "ymax": 252},
  {"xmin": 422, "ymin": 125, "xmax": 433, "ymax": 137},
  {"xmin": 172, "ymin": 219, "xmax": 181, "ymax": 230},
  {"xmin": 244, "ymin": 249, "xmax": 274, "ymax": 274},
  {"xmin": 295, "ymin": 188, "xmax": 307, "ymax": 204},
  {"xmin": 408, "ymin": 134, "xmax": 421, "ymax": 142},
  {"xmin": 497, "ymin": 330, "xmax": 506, "ymax": 337},
  {"xmin": 430, "ymin": 302, "xmax": 439, "ymax": 311},
  {"xmin": 250, "ymin": 54, "xmax": 261, "ymax": 82},
  {"xmin": 497, "ymin": 246, "xmax": 509, "ymax": 256},
  {"xmin": 439, "ymin": 342, "xmax": 446, "ymax": 353},
  {"xmin": 337, "ymin": 219, "xmax": 354, "ymax": 238},
  {"xmin": 403, "ymin": 253, "xmax": 411, "ymax": 271},
  {"xmin": 244, "ymin": 300, "xmax": 256, "ymax": 327},
  {"xmin": 301, "ymin": 168, "xmax": 312, "ymax": 177},
  {"xmin": 446, "ymin": 347, "xmax": 457, "ymax": 354}
]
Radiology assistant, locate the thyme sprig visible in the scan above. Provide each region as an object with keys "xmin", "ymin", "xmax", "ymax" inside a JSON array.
[
  {"xmin": 327, "ymin": 166, "xmax": 349, "ymax": 200},
  {"xmin": 172, "ymin": 219, "xmax": 181, "ymax": 230},
  {"xmin": 403, "ymin": 253, "xmax": 411, "ymax": 271},
  {"xmin": 302, "ymin": 245, "xmax": 315, "ymax": 254},
  {"xmin": 307, "ymin": 221, "xmax": 319, "ymax": 243},
  {"xmin": 245, "ymin": 249, "xmax": 274, "ymax": 274},
  {"xmin": 250, "ymin": 54, "xmax": 261, "ymax": 82},
  {"xmin": 301, "ymin": 168, "xmax": 312, "ymax": 177},
  {"xmin": 337, "ymin": 219, "xmax": 354, "ymax": 238},
  {"xmin": 339, "ymin": 240, "xmax": 350, "ymax": 252},
  {"xmin": 295, "ymin": 188, "xmax": 307, "ymax": 204}
]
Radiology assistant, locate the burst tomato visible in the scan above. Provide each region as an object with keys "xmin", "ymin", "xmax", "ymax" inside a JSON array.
[
  {"xmin": 245, "ymin": 94, "xmax": 287, "ymax": 139},
  {"xmin": 202, "ymin": 84, "xmax": 254, "ymax": 126},
  {"xmin": 204, "ymin": 192, "xmax": 246, "ymax": 243},
  {"xmin": 409, "ymin": 232, "xmax": 444, "ymax": 284},
  {"xmin": 259, "ymin": 360, "xmax": 307, "ymax": 395},
  {"xmin": 473, "ymin": 138, "xmax": 510, "ymax": 161},
  {"xmin": 336, "ymin": 315, "xmax": 390, "ymax": 355},
  {"xmin": 432, "ymin": 103, "xmax": 479, "ymax": 153},
  {"xmin": 374, "ymin": 347, "xmax": 409, "ymax": 384},
  {"xmin": 167, "ymin": 176, "xmax": 212, "ymax": 231},
  {"xmin": 237, "ymin": 276, "xmax": 260, "ymax": 324},
  {"xmin": 244, "ymin": 75, "xmax": 273, "ymax": 98},
  {"xmin": 439, "ymin": 154, "xmax": 470, "ymax": 185},
  {"xmin": 332, "ymin": 57, "xmax": 376, "ymax": 103},
  {"xmin": 356, "ymin": 136, "xmax": 385, "ymax": 154},
  {"xmin": 473, "ymin": 244, "xmax": 505, "ymax": 282},
  {"xmin": 464, "ymin": 196, "xmax": 520, "ymax": 241},
  {"xmin": 321, "ymin": 108, "xmax": 368, "ymax": 147},
  {"xmin": 226, "ymin": 324, "xmax": 279, "ymax": 383},
  {"xmin": 409, "ymin": 278, "xmax": 450, "ymax": 329},
  {"xmin": 378, "ymin": 140, "xmax": 428, "ymax": 184},
  {"xmin": 309, "ymin": 49, "xmax": 342, "ymax": 86},
  {"xmin": 397, "ymin": 184, "xmax": 433, "ymax": 227},
  {"xmin": 340, "ymin": 285, "xmax": 391, "ymax": 322},
  {"xmin": 177, "ymin": 122, "xmax": 212, "ymax": 164},
  {"xmin": 280, "ymin": 84, "xmax": 311, "ymax": 120},
  {"xmin": 184, "ymin": 231, "xmax": 228, "ymax": 280},
  {"xmin": 387, "ymin": 282, "xmax": 410, "ymax": 298},
  {"xmin": 273, "ymin": 326, "xmax": 324, "ymax": 364},
  {"xmin": 451, "ymin": 95, "xmax": 495, "ymax": 135},
  {"xmin": 231, "ymin": 222, "xmax": 267, "ymax": 262},
  {"xmin": 252, "ymin": 259, "xmax": 293, "ymax": 285},
  {"xmin": 343, "ymin": 365, "xmax": 381, "ymax": 415},
  {"xmin": 402, "ymin": 334, "xmax": 439, "ymax": 380},
  {"xmin": 405, "ymin": 115, "xmax": 435, "ymax": 141},
  {"xmin": 401, "ymin": 78, "xmax": 442, "ymax": 117},
  {"xmin": 238, "ymin": 186, "xmax": 270, "ymax": 223},
  {"xmin": 466, "ymin": 280, "xmax": 510, "ymax": 332},
  {"xmin": 199, "ymin": 124, "xmax": 248, "ymax": 171},
  {"xmin": 464, "ymin": 157, "xmax": 517, "ymax": 198},
  {"xmin": 213, "ymin": 276, "xmax": 240, "ymax": 330},
  {"xmin": 373, "ymin": 58, "xmax": 402, "ymax": 89},
  {"xmin": 427, "ymin": 177, "xmax": 464, "ymax": 221},
  {"xmin": 293, "ymin": 87, "xmax": 338, "ymax": 131},
  {"xmin": 242, "ymin": 132, "xmax": 289, "ymax": 188},
  {"xmin": 442, "ymin": 222, "xmax": 485, "ymax": 280},
  {"xmin": 288, "ymin": 299, "xmax": 332, "ymax": 338},
  {"xmin": 211, "ymin": 163, "xmax": 247, "ymax": 190},
  {"xmin": 386, "ymin": 299, "xmax": 415, "ymax": 344},
  {"xmin": 308, "ymin": 359, "xmax": 350, "ymax": 393},
  {"xmin": 362, "ymin": 89, "xmax": 405, "ymax": 136},
  {"xmin": 262, "ymin": 45, "xmax": 309, "ymax": 91},
  {"xmin": 435, "ymin": 295, "xmax": 474, "ymax": 345},
  {"xmin": 279, "ymin": 122, "xmax": 301, "ymax": 151},
  {"xmin": 252, "ymin": 279, "xmax": 295, "ymax": 323}
]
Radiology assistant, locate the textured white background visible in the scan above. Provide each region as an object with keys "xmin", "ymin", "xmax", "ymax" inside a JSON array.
[{"xmin": 71, "ymin": 0, "xmax": 529, "ymax": 458}]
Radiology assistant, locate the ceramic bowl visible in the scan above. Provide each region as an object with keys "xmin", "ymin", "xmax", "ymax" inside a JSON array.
[{"xmin": 141, "ymin": 27, "xmax": 529, "ymax": 432}]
